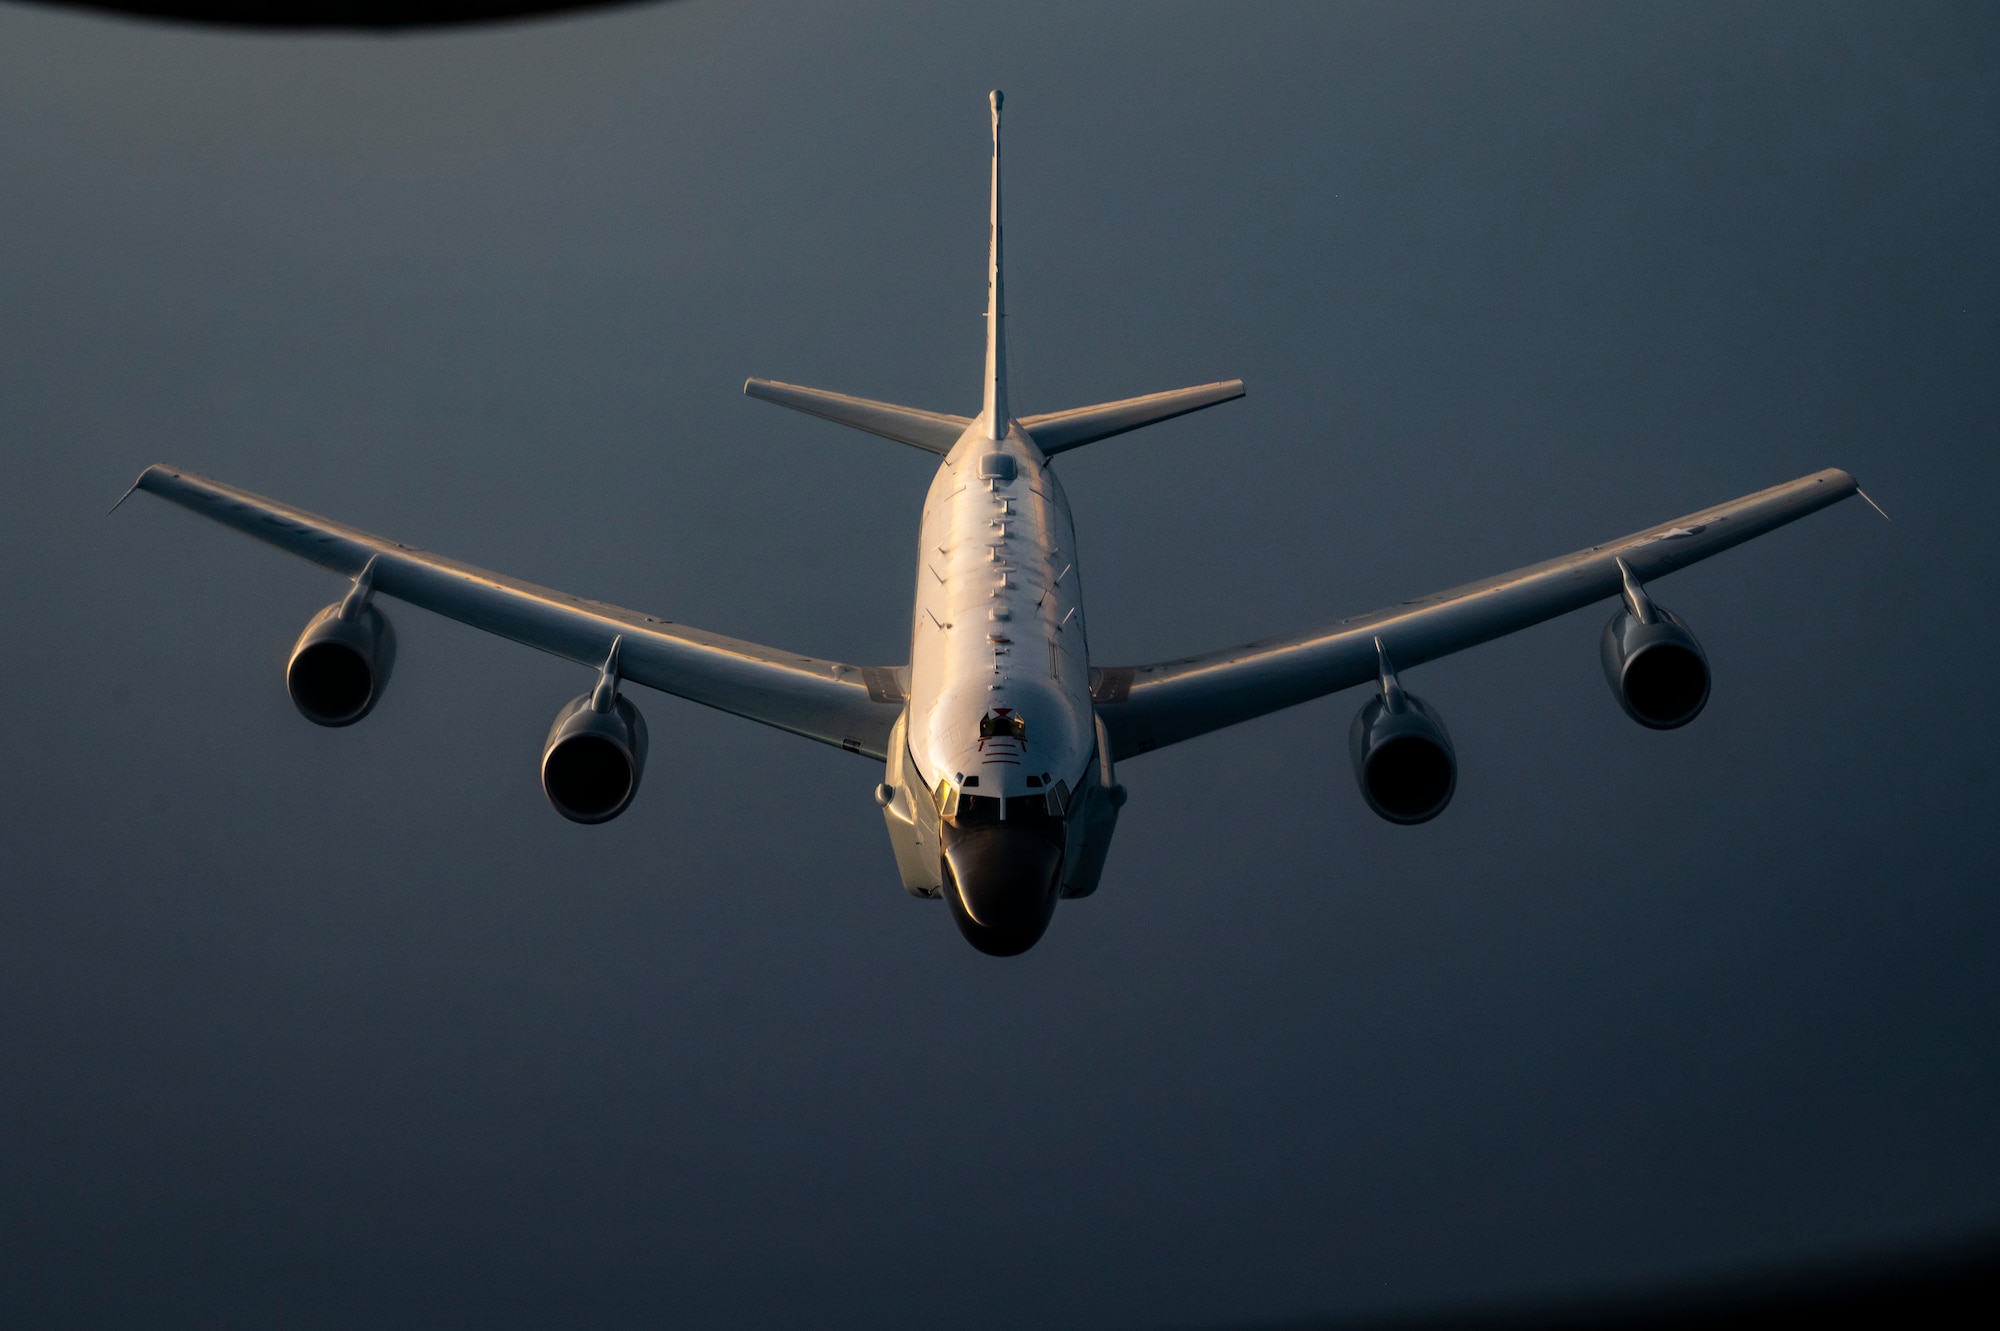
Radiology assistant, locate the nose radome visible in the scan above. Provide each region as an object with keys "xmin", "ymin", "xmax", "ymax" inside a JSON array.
[{"xmin": 943, "ymin": 826, "xmax": 1062, "ymax": 955}]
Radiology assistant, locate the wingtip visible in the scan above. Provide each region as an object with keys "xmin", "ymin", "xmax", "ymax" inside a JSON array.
[
  {"xmin": 108, "ymin": 465, "xmax": 159, "ymax": 516},
  {"xmin": 1819, "ymin": 467, "xmax": 1888, "ymax": 517}
]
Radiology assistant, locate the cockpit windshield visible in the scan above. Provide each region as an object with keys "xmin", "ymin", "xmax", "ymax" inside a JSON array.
[{"xmin": 951, "ymin": 792, "xmax": 1060, "ymax": 828}]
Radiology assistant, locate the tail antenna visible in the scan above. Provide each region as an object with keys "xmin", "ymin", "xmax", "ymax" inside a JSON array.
[{"xmin": 982, "ymin": 90, "xmax": 1009, "ymax": 440}]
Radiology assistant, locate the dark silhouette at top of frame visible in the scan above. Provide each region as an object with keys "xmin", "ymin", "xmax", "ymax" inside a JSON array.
[{"xmin": 12, "ymin": 0, "xmax": 658, "ymax": 29}]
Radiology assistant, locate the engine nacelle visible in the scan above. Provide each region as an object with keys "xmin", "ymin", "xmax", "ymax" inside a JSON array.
[
  {"xmin": 286, "ymin": 601, "xmax": 396, "ymax": 726},
  {"xmin": 541, "ymin": 690, "xmax": 649, "ymax": 824},
  {"xmin": 1601, "ymin": 605, "xmax": 1710, "ymax": 729},
  {"xmin": 1349, "ymin": 688, "xmax": 1457, "ymax": 825}
]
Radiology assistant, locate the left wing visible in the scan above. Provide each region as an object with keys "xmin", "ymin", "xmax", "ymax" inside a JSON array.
[
  {"xmin": 126, "ymin": 466, "xmax": 905, "ymax": 758},
  {"xmin": 1091, "ymin": 468, "xmax": 1858, "ymax": 760}
]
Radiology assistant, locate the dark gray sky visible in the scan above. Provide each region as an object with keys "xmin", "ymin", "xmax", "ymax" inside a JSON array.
[{"xmin": 1, "ymin": 2, "xmax": 1995, "ymax": 1326}]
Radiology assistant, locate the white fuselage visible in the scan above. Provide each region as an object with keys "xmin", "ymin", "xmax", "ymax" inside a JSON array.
[{"xmin": 905, "ymin": 422, "xmax": 1096, "ymax": 812}]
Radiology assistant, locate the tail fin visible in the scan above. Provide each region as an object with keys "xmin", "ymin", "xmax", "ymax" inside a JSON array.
[
  {"xmin": 744, "ymin": 95, "xmax": 1243, "ymax": 461},
  {"xmin": 980, "ymin": 93, "xmax": 1242, "ymax": 457},
  {"xmin": 982, "ymin": 89, "xmax": 1009, "ymax": 440}
]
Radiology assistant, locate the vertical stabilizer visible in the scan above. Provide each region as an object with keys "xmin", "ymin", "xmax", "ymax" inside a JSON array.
[{"xmin": 982, "ymin": 90, "xmax": 1009, "ymax": 440}]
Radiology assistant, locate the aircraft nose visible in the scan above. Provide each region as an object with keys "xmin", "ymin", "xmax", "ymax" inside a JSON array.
[{"xmin": 943, "ymin": 826, "xmax": 1063, "ymax": 955}]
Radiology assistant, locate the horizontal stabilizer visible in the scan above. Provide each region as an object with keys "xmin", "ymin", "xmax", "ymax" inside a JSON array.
[
  {"xmin": 1021, "ymin": 379, "xmax": 1244, "ymax": 455},
  {"xmin": 744, "ymin": 378, "xmax": 970, "ymax": 456}
]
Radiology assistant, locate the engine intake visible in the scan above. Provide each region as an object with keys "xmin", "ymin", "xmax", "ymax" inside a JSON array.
[
  {"xmin": 1601, "ymin": 561, "xmax": 1710, "ymax": 730},
  {"xmin": 287, "ymin": 600, "xmax": 395, "ymax": 727},
  {"xmin": 1349, "ymin": 640, "xmax": 1456, "ymax": 825},
  {"xmin": 541, "ymin": 640, "xmax": 648, "ymax": 824}
]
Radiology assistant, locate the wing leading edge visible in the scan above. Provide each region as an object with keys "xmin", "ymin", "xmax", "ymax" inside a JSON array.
[
  {"xmin": 127, "ymin": 466, "xmax": 904, "ymax": 758},
  {"xmin": 1092, "ymin": 468, "xmax": 1859, "ymax": 760}
]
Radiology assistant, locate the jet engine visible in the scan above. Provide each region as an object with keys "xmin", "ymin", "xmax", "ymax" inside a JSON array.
[
  {"xmin": 286, "ymin": 600, "xmax": 395, "ymax": 727},
  {"xmin": 1600, "ymin": 560, "xmax": 1710, "ymax": 730},
  {"xmin": 541, "ymin": 642, "xmax": 648, "ymax": 824},
  {"xmin": 1349, "ymin": 641, "xmax": 1456, "ymax": 825}
]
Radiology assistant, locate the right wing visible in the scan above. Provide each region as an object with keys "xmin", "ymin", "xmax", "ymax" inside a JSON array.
[
  {"xmin": 1092, "ymin": 468, "xmax": 1858, "ymax": 760},
  {"xmin": 127, "ymin": 466, "xmax": 906, "ymax": 759}
]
